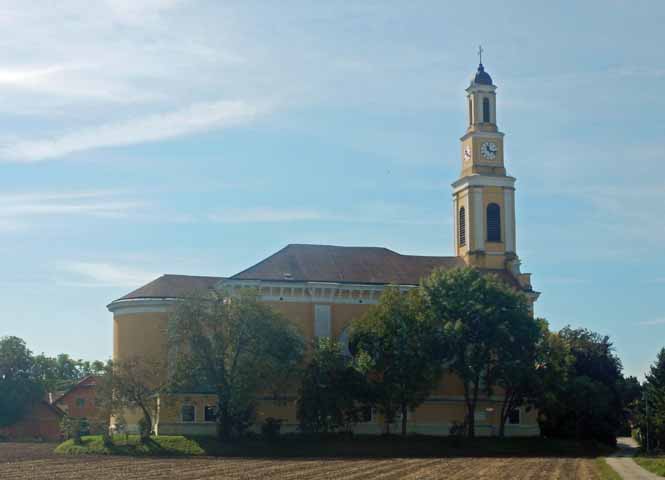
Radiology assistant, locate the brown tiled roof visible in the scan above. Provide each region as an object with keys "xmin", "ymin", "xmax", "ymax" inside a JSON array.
[
  {"xmin": 117, "ymin": 274, "xmax": 222, "ymax": 300},
  {"xmin": 114, "ymin": 244, "xmax": 525, "ymax": 302},
  {"xmin": 231, "ymin": 244, "xmax": 466, "ymax": 285}
]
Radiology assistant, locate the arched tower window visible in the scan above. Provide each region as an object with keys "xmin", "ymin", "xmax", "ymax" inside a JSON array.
[
  {"xmin": 458, "ymin": 207, "xmax": 466, "ymax": 246},
  {"xmin": 486, "ymin": 203, "xmax": 501, "ymax": 242},
  {"xmin": 482, "ymin": 97, "xmax": 490, "ymax": 123}
]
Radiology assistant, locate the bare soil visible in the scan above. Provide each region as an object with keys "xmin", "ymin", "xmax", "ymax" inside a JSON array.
[{"xmin": 0, "ymin": 442, "xmax": 605, "ymax": 479}]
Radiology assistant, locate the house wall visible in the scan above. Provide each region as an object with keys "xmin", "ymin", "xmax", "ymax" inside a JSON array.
[
  {"xmin": 55, "ymin": 378, "xmax": 99, "ymax": 420},
  {"xmin": 0, "ymin": 402, "xmax": 62, "ymax": 441}
]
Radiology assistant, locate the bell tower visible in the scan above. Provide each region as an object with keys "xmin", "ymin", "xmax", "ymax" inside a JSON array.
[{"xmin": 452, "ymin": 50, "xmax": 518, "ymax": 272}]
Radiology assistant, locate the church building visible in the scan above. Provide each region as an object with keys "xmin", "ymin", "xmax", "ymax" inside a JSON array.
[{"xmin": 108, "ymin": 61, "xmax": 540, "ymax": 437}]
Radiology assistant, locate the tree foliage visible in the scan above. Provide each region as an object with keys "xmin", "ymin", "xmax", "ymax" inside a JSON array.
[
  {"xmin": 637, "ymin": 348, "xmax": 665, "ymax": 450},
  {"xmin": 421, "ymin": 267, "xmax": 533, "ymax": 438},
  {"xmin": 169, "ymin": 288, "xmax": 305, "ymax": 441},
  {"xmin": 34, "ymin": 353, "xmax": 105, "ymax": 393},
  {"xmin": 350, "ymin": 287, "xmax": 441, "ymax": 435},
  {"xmin": 296, "ymin": 338, "xmax": 367, "ymax": 434},
  {"xmin": 537, "ymin": 326, "xmax": 624, "ymax": 445},
  {"xmin": 493, "ymin": 317, "xmax": 546, "ymax": 437},
  {"xmin": 0, "ymin": 336, "xmax": 43, "ymax": 427}
]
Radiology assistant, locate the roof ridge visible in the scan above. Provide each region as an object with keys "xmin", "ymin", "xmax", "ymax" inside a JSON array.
[{"xmin": 231, "ymin": 244, "xmax": 292, "ymax": 279}]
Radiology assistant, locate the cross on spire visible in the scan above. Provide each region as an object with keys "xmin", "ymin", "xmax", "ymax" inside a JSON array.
[{"xmin": 478, "ymin": 45, "xmax": 484, "ymax": 65}]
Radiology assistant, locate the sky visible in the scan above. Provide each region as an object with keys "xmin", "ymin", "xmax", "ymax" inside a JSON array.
[{"xmin": 0, "ymin": 1, "xmax": 663, "ymax": 379}]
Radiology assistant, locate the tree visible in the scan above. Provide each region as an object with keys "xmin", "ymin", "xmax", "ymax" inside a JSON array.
[
  {"xmin": 33, "ymin": 353, "xmax": 106, "ymax": 393},
  {"xmin": 350, "ymin": 287, "xmax": 441, "ymax": 435},
  {"xmin": 169, "ymin": 288, "xmax": 305, "ymax": 441},
  {"xmin": 107, "ymin": 357, "xmax": 166, "ymax": 443},
  {"xmin": 537, "ymin": 327, "xmax": 624, "ymax": 445},
  {"xmin": 421, "ymin": 267, "xmax": 532, "ymax": 438},
  {"xmin": 640, "ymin": 348, "xmax": 665, "ymax": 450},
  {"xmin": 0, "ymin": 336, "xmax": 43, "ymax": 427},
  {"xmin": 494, "ymin": 317, "xmax": 546, "ymax": 437},
  {"xmin": 297, "ymin": 338, "xmax": 367, "ymax": 434}
]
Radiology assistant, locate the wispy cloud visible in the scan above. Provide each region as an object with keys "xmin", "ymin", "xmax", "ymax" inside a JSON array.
[
  {"xmin": 0, "ymin": 100, "xmax": 262, "ymax": 162},
  {"xmin": 639, "ymin": 318, "xmax": 665, "ymax": 326},
  {"xmin": 57, "ymin": 261, "xmax": 159, "ymax": 288},
  {"xmin": 0, "ymin": 190, "xmax": 142, "ymax": 220}
]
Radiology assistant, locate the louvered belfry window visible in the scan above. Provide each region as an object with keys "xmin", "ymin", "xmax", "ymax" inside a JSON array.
[
  {"xmin": 459, "ymin": 207, "xmax": 466, "ymax": 246},
  {"xmin": 487, "ymin": 203, "xmax": 501, "ymax": 242},
  {"xmin": 483, "ymin": 97, "xmax": 490, "ymax": 123}
]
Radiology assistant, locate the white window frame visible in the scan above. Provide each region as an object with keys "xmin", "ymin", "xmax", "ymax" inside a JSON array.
[{"xmin": 181, "ymin": 404, "xmax": 196, "ymax": 423}]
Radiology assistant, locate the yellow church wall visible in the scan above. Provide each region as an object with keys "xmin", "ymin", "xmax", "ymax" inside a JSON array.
[
  {"xmin": 113, "ymin": 312, "xmax": 170, "ymax": 372},
  {"xmin": 263, "ymin": 301, "xmax": 313, "ymax": 338}
]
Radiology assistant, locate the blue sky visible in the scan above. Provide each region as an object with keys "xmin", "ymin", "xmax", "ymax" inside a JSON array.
[{"xmin": 0, "ymin": 1, "xmax": 663, "ymax": 379}]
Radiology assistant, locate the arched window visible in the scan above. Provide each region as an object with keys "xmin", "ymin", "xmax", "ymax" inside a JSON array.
[
  {"xmin": 486, "ymin": 203, "xmax": 501, "ymax": 242},
  {"xmin": 483, "ymin": 98, "xmax": 490, "ymax": 123},
  {"xmin": 459, "ymin": 207, "xmax": 466, "ymax": 246}
]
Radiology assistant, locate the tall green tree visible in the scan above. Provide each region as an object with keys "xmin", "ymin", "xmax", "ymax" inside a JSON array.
[
  {"xmin": 537, "ymin": 327, "xmax": 624, "ymax": 445},
  {"xmin": 169, "ymin": 288, "xmax": 305, "ymax": 441},
  {"xmin": 493, "ymin": 317, "xmax": 546, "ymax": 437},
  {"xmin": 33, "ymin": 353, "xmax": 106, "ymax": 393},
  {"xmin": 297, "ymin": 338, "xmax": 367, "ymax": 434},
  {"xmin": 0, "ymin": 336, "xmax": 43, "ymax": 427},
  {"xmin": 641, "ymin": 348, "xmax": 665, "ymax": 450},
  {"xmin": 421, "ymin": 267, "xmax": 532, "ymax": 438},
  {"xmin": 350, "ymin": 287, "xmax": 441, "ymax": 435}
]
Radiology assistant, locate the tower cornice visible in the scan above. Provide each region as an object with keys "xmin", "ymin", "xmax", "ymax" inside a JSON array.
[
  {"xmin": 460, "ymin": 130, "xmax": 504, "ymax": 142},
  {"xmin": 451, "ymin": 174, "xmax": 516, "ymax": 195}
]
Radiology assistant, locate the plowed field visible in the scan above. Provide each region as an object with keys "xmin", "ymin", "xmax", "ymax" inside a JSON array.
[{"xmin": 0, "ymin": 443, "xmax": 604, "ymax": 479}]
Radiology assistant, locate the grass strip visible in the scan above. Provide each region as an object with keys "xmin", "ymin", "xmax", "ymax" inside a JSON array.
[
  {"xmin": 593, "ymin": 458, "xmax": 622, "ymax": 480},
  {"xmin": 634, "ymin": 456, "xmax": 665, "ymax": 477}
]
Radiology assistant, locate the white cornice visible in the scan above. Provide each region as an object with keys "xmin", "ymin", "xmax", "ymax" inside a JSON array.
[
  {"xmin": 452, "ymin": 174, "xmax": 516, "ymax": 194},
  {"xmin": 107, "ymin": 298, "xmax": 178, "ymax": 315},
  {"xmin": 460, "ymin": 130, "xmax": 504, "ymax": 142}
]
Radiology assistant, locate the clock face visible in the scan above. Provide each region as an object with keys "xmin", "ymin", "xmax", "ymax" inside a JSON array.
[
  {"xmin": 480, "ymin": 141, "xmax": 498, "ymax": 160},
  {"xmin": 463, "ymin": 146, "xmax": 471, "ymax": 162}
]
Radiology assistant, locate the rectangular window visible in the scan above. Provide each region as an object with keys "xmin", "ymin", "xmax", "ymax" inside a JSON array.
[
  {"xmin": 75, "ymin": 398, "xmax": 85, "ymax": 408},
  {"xmin": 314, "ymin": 305, "xmax": 331, "ymax": 338},
  {"xmin": 204, "ymin": 405, "xmax": 217, "ymax": 422},
  {"xmin": 507, "ymin": 408, "xmax": 521, "ymax": 425},
  {"xmin": 181, "ymin": 405, "xmax": 195, "ymax": 423}
]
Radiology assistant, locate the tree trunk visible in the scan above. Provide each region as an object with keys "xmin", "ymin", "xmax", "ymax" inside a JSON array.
[
  {"xmin": 498, "ymin": 390, "xmax": 513, "ymax": 438},
  {"xmin": 465, "ymin": 378, "xmax": 480, "ymax": 438},
  {"xmin": 401, "ymin": 404, "xmax": 408, "ymax": 436},
  {"xmin": 140, "ymin": 407, "xmax": 152, "ymax": 443},
  {"xmin": 217, "ymin": 398, "xmax": 231, "ymax": 441}
]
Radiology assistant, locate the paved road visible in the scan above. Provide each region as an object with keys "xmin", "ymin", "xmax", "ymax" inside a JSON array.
[{"xmin": 606, "ymin": 437, "xmax": 662, "ymax": 480}]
